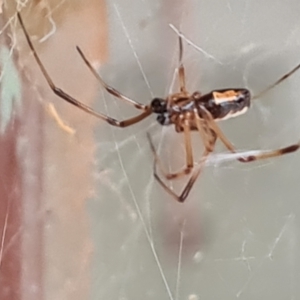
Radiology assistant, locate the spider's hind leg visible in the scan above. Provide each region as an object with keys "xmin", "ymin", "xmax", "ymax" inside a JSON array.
[
  {"xmin": 237, "ymin": 142, "xmax": 300, "ymax": 162},
  {"xmin": 147, "ymin": 125, "xmax": 217, "ymax": 203},
  {"xmin": 178, "ymin": 36, "xmax": 187, "ymax": 94},
  {"xmin": 198, "ymin": 103, "xmax": 300, "ymax": 163},
  {"xmin": 147, "ymin": 121, "xmax": 194, "ymax": 181}
]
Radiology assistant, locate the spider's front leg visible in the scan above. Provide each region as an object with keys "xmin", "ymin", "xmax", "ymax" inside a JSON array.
[{"xmin": 17, "ymin": 12, "xmax": 152, "ymax": 128}]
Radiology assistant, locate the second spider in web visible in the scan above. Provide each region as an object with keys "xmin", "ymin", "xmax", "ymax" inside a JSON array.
[{"xmin": 17, "ymin": 12, "xmax": 300, "ymax": 203}]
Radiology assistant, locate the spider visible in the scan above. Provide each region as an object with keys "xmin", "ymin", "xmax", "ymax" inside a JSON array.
[{"xmin": 17, "ymin": 12, "xmax": 300, "ymax": 202}]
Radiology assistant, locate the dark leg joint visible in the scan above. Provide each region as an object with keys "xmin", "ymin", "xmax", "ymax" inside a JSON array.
[
  {"xmin": 166, "ymin": 174, "xmax": 177, "ymax": 180},
  {"xmin": 178, "ymin": 196, "xmax": 185, "ymax": 203},
  {"xmin": 280, "ymin": 144, "xmax": 299, "ymax": 154},
  {"xmin": 165, "ymin": 167, "xmax": 192, "ymax": 180},
  {"xmin": 53, "ymin": 87, "xmax": 63, "ymax": 96},
  {"xmin": 106, "ymin": 86, "xmax": 119, "ymax": 97},
  {"xmin": 185, "ymin": 167, "xmax": 192, "ymax": 174},
  {"xmin": 166, "ymin": 173, "xmax": 181, "ymax": 180},
  {"xmin": 179, "ymin": 190, "xmax": 189, "ymax": 203},
  {"xmin": 107, "ymin": 118, "xmax": 121, "ymax": 127}
]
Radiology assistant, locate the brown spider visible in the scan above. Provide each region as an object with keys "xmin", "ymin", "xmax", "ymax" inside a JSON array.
[{"xmin": 17, "ymin": 12, "xmax": 300, "ymax": 202}]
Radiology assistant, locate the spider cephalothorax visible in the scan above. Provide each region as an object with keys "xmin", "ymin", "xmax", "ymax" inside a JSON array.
[{"xmin": 150, "ymin": 98, "xmax": 171, "ymax": 125}]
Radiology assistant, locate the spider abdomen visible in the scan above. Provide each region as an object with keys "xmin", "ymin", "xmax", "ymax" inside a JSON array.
[{"xmin": 198, "ymin": 88, "xmax": 251, "ymax": 121}]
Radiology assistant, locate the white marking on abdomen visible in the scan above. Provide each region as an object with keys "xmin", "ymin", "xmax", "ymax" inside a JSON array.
[{"xmin": 215, "ymin": 106, "xmax": 248, "ymax": 121}]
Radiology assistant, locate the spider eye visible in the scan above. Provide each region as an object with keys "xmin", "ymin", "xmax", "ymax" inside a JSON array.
[{"xmin": 151, "ymin": 98, "xmax": 166, "ymax": 113}]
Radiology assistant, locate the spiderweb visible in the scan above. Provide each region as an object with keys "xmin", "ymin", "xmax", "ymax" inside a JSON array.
[
  {"xmin": 90, "ymin": 1, "xmax": 300, "ymax": 300},
  {"xmin": 1, "ymin": 0, "xmax": 300, "ymax": 300}
]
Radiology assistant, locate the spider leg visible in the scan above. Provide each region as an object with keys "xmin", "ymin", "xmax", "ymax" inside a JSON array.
[
  {"xmin": 233, "ymin": 142, "xmax": 300, "ymax": 162},
  {"xmin": 153, "ymin": 136, "xmax": 216, "ymax": 203},
  {"xmin": 194, "ymin": 108, "xmax": 216, "ymax": 151},
  {"xmin": 148, "ymin": 122, "xmax": 217, "ymax": 203},
  {"xmin": 147, "ymin": 121, "xmax": 194, "ymax": 180},
  {"xmin": 253, "ymin": 62, "xmax": 300, "ymax": 100},
  {"xmin": 200, "ymin": 107, "xmax": 237, "ymax": 151},
  {"xmin": 152, "ymin": 151, "xmax": 206, "ymax": 202},
  {"xmin": 197, "ymin": 105, "xmax": 253, "ymax": 162},
  {"xmin": 76, "ymin": 46, "xmax": 147, "ymax": 110},
  {"xmin": 17, "ymin": 12, "xmax": 151, "ymax": 127},
  {"xmin": 178, "ymin": 36, "xmax": 187, "ymax": 94},
  {"xmin": 198, "ymin": 105, "xmax": 300, "ymax": 162}
]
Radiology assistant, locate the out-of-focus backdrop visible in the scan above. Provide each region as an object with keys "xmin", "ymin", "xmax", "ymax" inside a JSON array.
[{"xmin": 1, "ymin": 1, "xmax": 300, "ymax": 299}]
